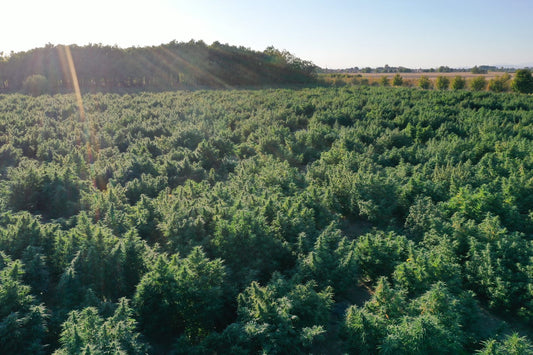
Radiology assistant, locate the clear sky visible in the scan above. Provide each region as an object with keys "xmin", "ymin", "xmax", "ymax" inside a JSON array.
[{"xmin": 3, "ymin": 0, "xmax": 533, "ymax": 69}]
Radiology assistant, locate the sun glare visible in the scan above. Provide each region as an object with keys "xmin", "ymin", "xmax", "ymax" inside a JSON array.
[{"xmin": 61, "ymin": 46, "xmax": 85, "ymax": 122}]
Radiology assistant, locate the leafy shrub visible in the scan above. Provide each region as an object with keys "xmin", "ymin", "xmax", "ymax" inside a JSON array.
[
  {"xmin": 436, "ymin": 76, "xmax": 450, "ymax": 90},
  {"xmin": 4, "ymin": 160, "xmax": 85, "ymax": 219},
  {"xmin": 469, "ymin": 77, "xmax": 487, "ymax": 91},
  {"xmin": 22, "ymin": 75, "xmax": 48, "ymax": 96},
  {"xmin": 451, "ymin": 76, "xmax": 466, "ymax": 90},
  {"xmin": 418, "ymin": 76, "xmax": 431, "ymax": 89},
  {"xmin": 512, "ymin": 69, "xmax": 533, "ymax": 94}
]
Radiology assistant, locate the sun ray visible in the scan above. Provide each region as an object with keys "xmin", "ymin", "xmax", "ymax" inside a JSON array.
[
  {"xmin": 57, "ymin": 45, "xmax": 99, "ymax": 190},
  {"xmin": 157, "ymin": 45, "xmax": 232, "ymax": 88},
  {"xmin": 62, "ymin": 45, "xmax": 86, "ymax": 122}
]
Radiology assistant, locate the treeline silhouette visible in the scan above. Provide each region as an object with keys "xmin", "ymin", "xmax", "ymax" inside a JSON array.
[{"xmin": 0, "ymin": 41, "xmax": 317, "ymax": 93}]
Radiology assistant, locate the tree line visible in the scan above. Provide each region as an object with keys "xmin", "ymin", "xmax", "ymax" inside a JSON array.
[{"xmin": 0, "ymin": 41, "xmax": 317, "ymax": 94}]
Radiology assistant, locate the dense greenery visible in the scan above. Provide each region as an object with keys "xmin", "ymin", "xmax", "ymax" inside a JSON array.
[
  {"xmin": 512, "ymin": 69, "xmax": 533, "ymax": 94},
  {"xmin": 0, "ymin": 42, "xmax": 317, "ymax": 93},
  {"xmin": 0, "ymin": 86, "xmax": 532, "ymax": 353}
]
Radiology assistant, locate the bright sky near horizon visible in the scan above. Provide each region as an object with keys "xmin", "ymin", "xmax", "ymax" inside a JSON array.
[{"xmin": 3, "ymin": 0, "xmax": 533, "ymax": 69}]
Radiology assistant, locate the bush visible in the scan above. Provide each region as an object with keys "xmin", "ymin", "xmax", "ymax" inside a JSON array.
[
  {"xmin": 511, "ymin": 69, "xmax": 533, "ymax": 94},
  {"xmin": 451, "ymin": 76, "xmax": 466, "ymax": 90},
  {"xmin": 333, "ymin": 77, "xmax": 347, "ymax": 87},
  {"xmin": 469, "ymin": 76, "xmax": 487, "ymax": 91},
  {"xmin": 4, "ymin": 161, "xmax": 84, "ymax": 219},
  {"xmin": 418, "ymin": 76, "xmax": 431, "ymax": 89},
  {"xmin": 488, "ymin": 73, "xmax": 511, "ymax": 92},
  {"xmin": 22, "ymin": 75, "xmax": 48, "ymax": 96},
  {"xmin": 435, "ymin": 76, "xmax": 450, "ymax": 90},
  {"xmin": 478, "ymin": 333, "xmax": 533, "ymax": 355},
  {"xmin": 392, "ymin": 74, "xmax": 403, "ymax": 86},
  {"xmin": 349, "ymin": 76, "xmax": 360, "ymax": 85}
]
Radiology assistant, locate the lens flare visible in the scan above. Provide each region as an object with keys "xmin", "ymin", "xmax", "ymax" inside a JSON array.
[
  {"xmin": 58, "ymin": 45, "xmax": 99, "ymax": 188},
  {"xmin": 61, "ymin": 45, "xmax": 86, "ymax": 122}
]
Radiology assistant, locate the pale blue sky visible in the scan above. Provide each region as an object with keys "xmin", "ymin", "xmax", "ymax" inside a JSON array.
[{"xmin": 3, "ymin": 0, "xmax": 533, "ymax": 68}]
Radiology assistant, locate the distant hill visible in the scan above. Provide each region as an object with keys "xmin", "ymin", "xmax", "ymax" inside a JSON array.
[{"xmin": 0, "ymin": 41, "xmax": 318, "ymax": 93}]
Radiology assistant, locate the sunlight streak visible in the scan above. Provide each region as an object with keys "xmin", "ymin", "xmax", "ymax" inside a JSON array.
[
  {"xmin": 62, "ymin": 45, "xmax": 86, "ymax": 122},
  {"xmin": 57, "ymin": 45, "xmax": 99, "ymax": 189},
  {"xmin": 157, "ymin": 45, "xmax": 232, "ymax": 88}
]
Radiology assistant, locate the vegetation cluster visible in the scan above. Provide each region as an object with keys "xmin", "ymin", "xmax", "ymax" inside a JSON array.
[
  {"xmin": 0, "ymin": 86, "xmax": 532, "ymax": 353},
  {"xmin": 324, "ymin": 69, "xmax": 533, "ymax": 94},
  {"xmin": 319, "ymin": 64, "xmax": 520, "ymax": 75},
  {"xmin": 0, "ymin": 41, "xmax": 317, "ymax": 93}
]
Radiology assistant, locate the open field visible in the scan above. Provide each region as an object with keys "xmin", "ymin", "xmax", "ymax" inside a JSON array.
[
  {"xmin": 319, "ymin": 71, "xmax": 514, "ymax": 87},
  {"xmin": 357, "ymin": 71, "xmax": 511, "ymax": 80}
]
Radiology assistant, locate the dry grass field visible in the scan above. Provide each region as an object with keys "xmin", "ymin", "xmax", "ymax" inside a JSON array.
[
  {"xmin": 320, "ymin": 71, "xmax": 513, "ymax": 87},
  {"xmin": 360, "ymin": 71, "xmax": 509, "ymax": 80}
]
